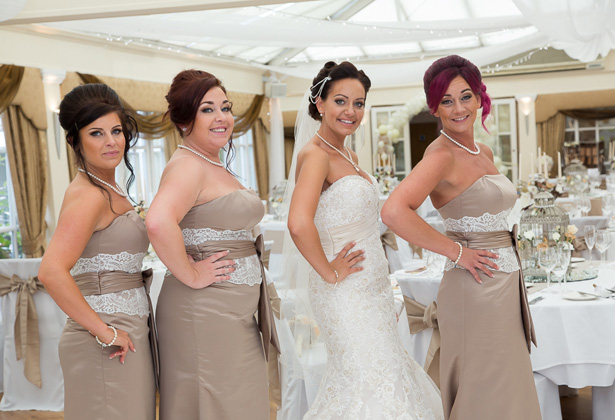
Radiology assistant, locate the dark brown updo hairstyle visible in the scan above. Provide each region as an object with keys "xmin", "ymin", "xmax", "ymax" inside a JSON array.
[
  {"xmin": 59, "ymin": 83, "xmax": 138, "ymax": 205},
  {"xmin": 308, "ymin": 61, "xmax": 371, "ymax": 121},
  {"xmin": 165, "ymin": 69, "xmax": 235, "ymax": 170},
  {"xmin": 423, "ymin": 54, "xmax": 491, "ymax": 130}
]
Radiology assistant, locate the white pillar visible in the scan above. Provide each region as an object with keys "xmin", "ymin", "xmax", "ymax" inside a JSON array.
[
  {"xmin": 268, "ymin": 97, "xmax": 285, "ymax": 192},
  {"xmin": 516, "ymin": 94, "xmax": 537, "ymax": 182},
  {"xmin": 41, "ymin": 68, "xmax": 69, "ymax": 233}
]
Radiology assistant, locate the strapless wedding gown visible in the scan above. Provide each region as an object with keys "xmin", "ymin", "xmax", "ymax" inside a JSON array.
[{"xmin": 304, "ymin": 175, "xmax": 443, "ymax": 420}]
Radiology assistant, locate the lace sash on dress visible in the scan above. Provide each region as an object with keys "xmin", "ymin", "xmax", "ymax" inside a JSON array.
[
  {"xmin": 181, "ymin": 227, "xmax": 262, "ymax": 286},
  {"xmin": 443, "ymin": 209, "xmax": 519, "ymax": 273},
  {"xmin": 71, "ymin": 251, "xmax": 149, "ymax": 317}
]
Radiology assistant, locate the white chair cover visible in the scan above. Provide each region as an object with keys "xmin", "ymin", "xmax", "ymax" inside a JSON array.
[{"xmin": 0, "ymin": 258, "xmax": 66, "ymax": 411}]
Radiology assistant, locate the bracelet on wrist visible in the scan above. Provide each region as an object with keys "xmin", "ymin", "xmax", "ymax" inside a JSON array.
[
  {"xmin": 453, "ymin": 242, "xmax": 463, "ymax": 266},
  {"xmin": 95, "ymin": 325, "xmax": 118, "ymax": 348},
  {"xmin": 332, "ymin": 269, "xmax": 339, "ymax": 287}
]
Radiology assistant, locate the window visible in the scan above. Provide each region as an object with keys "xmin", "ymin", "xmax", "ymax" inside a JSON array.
[
  {"xmin": 227, "ymin": 130, "xmax": 258, "ymax": 192},
  {"xmin": 116, "ymin": 137, "xmax": 166, "ymax": 206},
  {"xmin": 564, "ymin": 116, "xmax": 615, "ymax": 170},
  {"xmin": 478, "ymin": 98, "xmax": 518, "ymax": 182},
  {"xmin": 0, "ymin": 116, "xmax": 22, "ymax": 258}
]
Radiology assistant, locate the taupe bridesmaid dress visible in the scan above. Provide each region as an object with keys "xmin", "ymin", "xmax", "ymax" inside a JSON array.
[
  {"xmin": 157, "ymin": 189, "xmax": 278, "ymax": 420},
  {"xmin": 59, "ymin": 210, "xmax": 156, "ymax": 420},
  {"xmin": 436, "ymin": 174, "xmax": 541, "ymax": 420}
]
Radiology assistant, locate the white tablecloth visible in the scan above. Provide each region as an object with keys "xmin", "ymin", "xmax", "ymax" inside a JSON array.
[
  {"xmin": 0, "ymin": 258, "xmax": 66, "ymax": 411},
  {"xmin": 394, "ymin": 262, "xmax": 615, "ymax": 420}
]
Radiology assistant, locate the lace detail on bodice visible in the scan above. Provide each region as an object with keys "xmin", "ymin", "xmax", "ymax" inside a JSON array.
[
  {"xmin": 443, "ymin": 210, "xmax": 519, "ymax": 273},
  {"xmin": 303, "ymin": 175, "xmax": 444, "ymax": 420},
  {"xmin": 314, "ymin": 175, "xmax": 380, "ymax": 233},
  {"xmin": 181, "ymin": 228, "xmax": 262, "ymax": 286},
  {"xmin": 181, "ymin": 227, "xmax": 253, "ymax": 245},
  {"xmin": 84, "ymin": 288, "xmax": 149, "ymax": 318},
  {"xmin": 70, "ymin": 251, "xmax": 146, "ymax": 276},
  {"xmin": 443, "ymin": 209, "xmax": 511, "ymax": 232}
]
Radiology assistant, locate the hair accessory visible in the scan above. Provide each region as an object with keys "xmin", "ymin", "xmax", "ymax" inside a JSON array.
[
  {"xmin": 309, "ymin": 76, "xmax": 331, "ymax": 104},
  {"xmin": 95, "ymin": 325, "xmax": 118, "ymax": 348},
  {"xmin": 453, "ymin": 241, "xmax": 463, "ymax": 266}
]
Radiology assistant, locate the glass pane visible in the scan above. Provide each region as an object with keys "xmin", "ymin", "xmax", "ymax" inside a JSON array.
[
  {"xmin": 393, "ymin": 141, "xmax": 405, "ymax": 173},
  {"xmin": 0, "ymin": 231, "xmax": 13, "ymax": 258},
  {"xmin": 579, "ymin": 131, "xmax": 596, "ymax": 143},
  {"xmin": 498, "ymin": 104, "xmax": 511, "ymax": 132},
  {"xmin": 499, "ymin": 134, "xmax": 512, "ymax": 163},
  {"xmin": 564, "ymin": 131, "xmax": 576, "ymax": 144},
  {"xmin": 597, "ymin": 118, "xmax": 615, "ymax": 128},
  {"xmin": 0, "ymin": 152, "xmax": 9, "ymax": 227},
  {"xmin": 578, "ymin": 119, "xmax": 594, "ymax": 128},
  {"xmin": 599, "ymin": 129, "xmax": 615, "ymax": 142},
  {"xmin": 565, "ymin": 117, "xmax": 576, "ymax": 130}
]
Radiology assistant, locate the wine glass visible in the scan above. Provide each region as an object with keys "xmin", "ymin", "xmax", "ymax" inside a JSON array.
[
  {"xmin": 603, "ymin": 195, "xmax": 615, "ymax": 229},
  {"xmin": 578, "ymin": 197, "xmax": 591, "ymax": 217},
  {"xmin": 595, "ymin": 230, "xmax": 612, "ymax": 267},
  {"xmin": 538, "ymin": 247, "xmax": 558, "ymax": 293},
  {"xmin": 583, "ymin": 225, "xmax": 596, "ymax": 264},
  {"xmin": 552, "ymin": 243, "xmax": 571, "ymax": 293}
]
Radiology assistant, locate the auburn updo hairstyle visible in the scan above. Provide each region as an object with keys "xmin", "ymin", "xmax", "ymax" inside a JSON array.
[
  {"xmin": 423, "ymin": 54, "xmax": 491, "ymax": 130},
  {"xmin": 165, "ymin": 69, "xmax": 235, "ymax": 170},
  {"xmin": 308, "ymin": 61, "xmax": 371, "ymax": 121}
]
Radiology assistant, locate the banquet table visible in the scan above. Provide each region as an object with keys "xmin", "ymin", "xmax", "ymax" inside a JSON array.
[{"xmin": 394, "ymin": 262, "xmax": 615, "ymax": 420}]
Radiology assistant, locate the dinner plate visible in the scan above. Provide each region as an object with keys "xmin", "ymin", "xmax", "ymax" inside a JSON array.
[
  {"xmin": 571, "ymin": 257, "xmax": 585, "ymax": 263},
  {"xmin": 402, "ymin": 259, "xmax": 426, "ymax": 271},
  {"xmin": 562, "ymin": 291, "xmax": 598, "ymax": 301}
]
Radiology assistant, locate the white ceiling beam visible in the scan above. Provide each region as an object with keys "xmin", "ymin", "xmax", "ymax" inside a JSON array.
[{"xmin": 0, "ymin": 0, "xmax": 315, "ymax": 25}]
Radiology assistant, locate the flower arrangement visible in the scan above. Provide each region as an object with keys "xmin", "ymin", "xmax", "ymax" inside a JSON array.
[{"xmin": 134, "ymin": 200, "xmax": 147, "ymax": 220}]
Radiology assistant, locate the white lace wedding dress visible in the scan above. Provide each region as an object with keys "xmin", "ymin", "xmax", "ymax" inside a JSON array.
[{"xmin": 303, "ymin": 175, "xmax": 443, "ymax": 420}]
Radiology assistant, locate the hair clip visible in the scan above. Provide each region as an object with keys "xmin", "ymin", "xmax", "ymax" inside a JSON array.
[{"xmin": 309, "ymin": 76, "xmax": 331, "ymax": 104}]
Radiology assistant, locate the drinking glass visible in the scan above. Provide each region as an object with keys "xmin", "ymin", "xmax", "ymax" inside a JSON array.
[
  {"xmin": 538, "ymin": 247, "xmax": 558, "ymax": 293},
  {"xmin": 552, "ymin": 243, "xmax": 571, "ymax": 293},
  {"xmin": 578, "ymin": 197, "xmax": 591, "ymax": 217},
  {"xmin": 584, "ymin": 225, "xmax": 596, "ymax": 263},
  {"xmin": 595, "ymin": 230, "xmax": 612, "ymax": 266}
]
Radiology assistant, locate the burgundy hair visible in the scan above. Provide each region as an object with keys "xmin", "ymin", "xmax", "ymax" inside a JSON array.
[
  {"xmin": 165, "ymin": 69, "xmax": 227, "ymax": 136},
  {"xmin": 423, "ymin": 55, "xmax": 491, "ymax": 130}
]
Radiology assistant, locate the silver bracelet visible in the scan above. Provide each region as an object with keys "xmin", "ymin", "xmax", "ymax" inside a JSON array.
[
  {"xmin": 95, "ymin": 325, "xmax": 117, "ymax": 348},
  {"xmin": 453, "ymin": 242, "xmax": 463, "ymax": 266},
  {"xmin": 333, "ymin": 269, "xmax": 339, "ymax": 287}
]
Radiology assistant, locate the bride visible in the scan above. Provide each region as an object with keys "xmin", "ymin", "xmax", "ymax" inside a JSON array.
[{"xmin": 286, "ymin": 61, "xmax": 443, "ymax": 420}]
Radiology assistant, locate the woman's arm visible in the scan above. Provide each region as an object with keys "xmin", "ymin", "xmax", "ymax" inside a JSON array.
[
  {"xmin": 146, "ymin": 157, "xmax": 234, "ymax": 289},
  {"xmin": 382, "ymin": 146, "xmax": 498, "ymax": 283},
  {"xmin": 288, "ymin": 146, "xmax": 364, "ymax": 284},
  {"xmin": 38, "ymin": 187, "xmax": 135, "ymax": 362}
]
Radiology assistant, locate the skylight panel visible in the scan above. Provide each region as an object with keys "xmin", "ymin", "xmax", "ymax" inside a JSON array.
[
  {"xmin": 406, "ymin": 0, "xmax": 471, "ymax": 21},
  {"xmin": 363, "ymin": 42, "xmax": 422, "ymax": 56},
  {"xmin": 348, "ymin": 0, "xmax": 398, "ymax": 23},
  {"xmin": 421, "ymin": 36, "xmax": 480, "ymax": 51},
  {"xmin": 306, "ymin": 46, "xmax": 365, "ymax": 61},
  {"xmin": 480, "ymin": 26, "xmax": 538, "ymax": 46}
]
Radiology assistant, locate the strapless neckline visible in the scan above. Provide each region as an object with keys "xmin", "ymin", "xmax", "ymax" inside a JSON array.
[
  {"xmin": 437, "ymin": 173, "xmax": 505, "ymax": 211},
  {"xmin": 322, "ymin": 174, "xmax": 374, "ymax": 197},
  {"xmin": 95, "ymin": 210, "xmax": 140, "ymax": 233},
  {"xmin": 193, "ymin": 188, "xmax": 256, "ymax": 208}
]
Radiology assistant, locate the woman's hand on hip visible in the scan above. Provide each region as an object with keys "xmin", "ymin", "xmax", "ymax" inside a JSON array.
[
  {"xmin": 189, "ymin": 251, "xmax": 236, "ymax": 288},
  {"xmin": 328, "ymin": 241, "xmax": 365, "ymax": 284},
  {"xmin": 457, "ymin": 247, "xmax": 499, "ymax": 284}
]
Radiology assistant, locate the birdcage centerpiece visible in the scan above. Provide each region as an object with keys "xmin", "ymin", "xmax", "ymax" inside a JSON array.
[{"xmin": 519, "ymin": 191, "xmax": 570, "ymax": 282}]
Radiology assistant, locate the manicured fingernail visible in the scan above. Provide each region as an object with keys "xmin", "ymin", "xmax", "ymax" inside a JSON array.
[
  {"xmin": 132, "ymin": 348, "xmax": 136, "ymax": 352},
  {"xmin": 121, "ymin": 360, "xmax": 124, "ymax": 364}
]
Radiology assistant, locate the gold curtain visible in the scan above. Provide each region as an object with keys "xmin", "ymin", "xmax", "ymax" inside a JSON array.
[
  {"xmin": 537, "ymin": 112, "xmax": 566, "ymax": 177},
  {"xmin": 1, "ymin": 107, "xmax": 48, "ymax": 257},
  {"xmin": 0, "ymin": 65, "xmax": 25, "ymax": 114},
  {"xmin": 234, "ymin": 95, "xmax": 265, "ymax": 136},
  {"xmin": 77, "ymin": 73, "xmax": 176, "ymax": 140},
  {"xmin": 252, "ymin": 119, "xmax": 270, "ymax": 200},
  {"xmin": 164, "ymin": 129, "xmax": 182, "ymax": 161}
]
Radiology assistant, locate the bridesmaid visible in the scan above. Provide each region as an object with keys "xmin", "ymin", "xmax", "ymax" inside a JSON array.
[
  {"xmin": 382, "ymin": 55, "xmax": 540, "ymax": 420},
  {"xmin": 38, "ymin": 83, "xmax": 156, "ymax": 419},
  {"xmin": 146, "ymin": 69, "xmax": 279, "ymax": 420}
]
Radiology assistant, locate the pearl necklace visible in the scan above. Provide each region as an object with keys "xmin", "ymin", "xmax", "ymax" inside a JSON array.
[
  {"xmin": 77, "ymin": 168, "xmax": 127, "ymax": 197},
  {"xmin": 440, "ymin": 130, "xmax": 480, "ymax": 155},
  {"xmin": 316, "ymin": 132, "xmax": 360, "ymax": 173},
  {"xmin": 178, "ymin": 145, "xmax": 225, "ymax": 168}
]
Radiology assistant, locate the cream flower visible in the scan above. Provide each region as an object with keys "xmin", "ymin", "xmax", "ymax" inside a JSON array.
[
  {"xmin": 523, "ymin": 231, "xmax": 535, "ymax": 240},
  {"xmin": 567, "ymin": 225, "xmax": 578, "ymax": 235}
]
